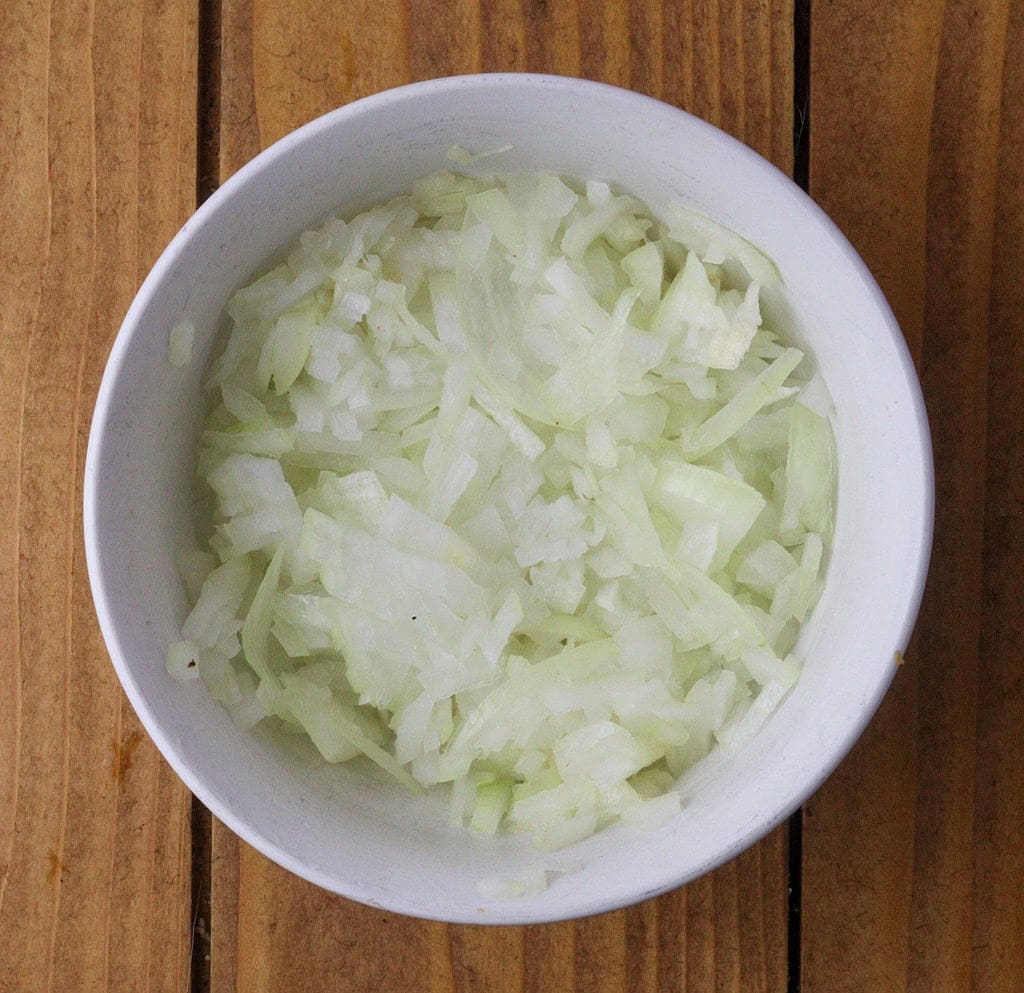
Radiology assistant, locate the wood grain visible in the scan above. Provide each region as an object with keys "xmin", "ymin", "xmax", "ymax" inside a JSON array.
[
  {"xmin": 211, "ymin": 2, "xmax": 793, "ymax": 991},
  {"xmin": 802, "ymin": 3, "xmax": 940, "ymax": 985},
  {"xmin": 803, "ymin": 2, "xmax": 1020, "ymax": 992},
  {"xmin": 0, "ymin": 0, "xmax": 198, "ymax": 991},
  {"xmin": 975, "ymin": 5, "xmax": 1024, "ymax": 990}
]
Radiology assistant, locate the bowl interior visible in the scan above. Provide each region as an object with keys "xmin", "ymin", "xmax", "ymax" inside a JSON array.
[{"xmin": 85, "ymin": 75, "xmax": 932, "ymax": 923}]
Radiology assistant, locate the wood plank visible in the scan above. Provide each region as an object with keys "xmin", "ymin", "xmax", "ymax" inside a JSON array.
[
  {"xmin": 911, "ymin": 7, "xmax": 1008, "ymax": 991},
  {"xmin": 803, "ymin": 2, "xmax": 1014, "ymax": 991},
  {"xmin": 0, "ymin": 0, "xmax": 198, "ymax": 990},
  {"xmin": 211, "ymin": 2, "xmax": 793, "ymax": 991},
  {"xmin": 802, "ymin": 3, "xmax": 941, "ymax": 987},
  {"xmin": 974, "ymin": 3, "xmax": 1024, "ymax": 990}
]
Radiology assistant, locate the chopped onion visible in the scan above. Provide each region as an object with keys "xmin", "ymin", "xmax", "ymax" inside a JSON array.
[
  {"xmin": 167, "ymin": 319, "xmax": 195, "ymax": 368},
  {"xmin": 169, "ymin": 170, "xmax": 836, "ymax": 860}
]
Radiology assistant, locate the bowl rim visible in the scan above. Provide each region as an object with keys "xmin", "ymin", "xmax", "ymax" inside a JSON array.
[{"xmin": 84, "ymin": 71, "xmax": 935, "ymax": 925}]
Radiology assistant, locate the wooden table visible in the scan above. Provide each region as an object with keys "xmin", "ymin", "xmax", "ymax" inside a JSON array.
[{"xmin": 2, "ymin": 1, "xmax": 1021, "ymax": 990}]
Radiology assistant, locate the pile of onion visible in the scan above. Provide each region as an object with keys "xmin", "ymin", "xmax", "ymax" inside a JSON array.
[{"xmin": 168, "ymin": 169, "xmax": 835, "ymax": 856}]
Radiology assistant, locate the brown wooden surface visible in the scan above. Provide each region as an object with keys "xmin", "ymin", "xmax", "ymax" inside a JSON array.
[
  {"xmin": 2, "ymin": 1, "xmax": 1022, "ymax": 991},
  {"xmin": 802, "ymin": 2, "xmax": 1022, "ymax": 992},
  {"xmin": 0, "ymin": 0, "xmax": 197, "ymax": 991}
]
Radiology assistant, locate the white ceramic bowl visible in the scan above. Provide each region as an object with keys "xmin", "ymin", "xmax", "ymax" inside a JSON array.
[{"xmin": 84, "ymin": 74, "xmax": 933, "ymax": 924}]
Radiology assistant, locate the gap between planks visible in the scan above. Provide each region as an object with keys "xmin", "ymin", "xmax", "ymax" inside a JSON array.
[
  {"xmin": 190, "ymin": 1, "xmax": 223, "ymax": 989},
  {"xmin": 786, "ymin": 3, "xmax": 810, "ymax": 991}
]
